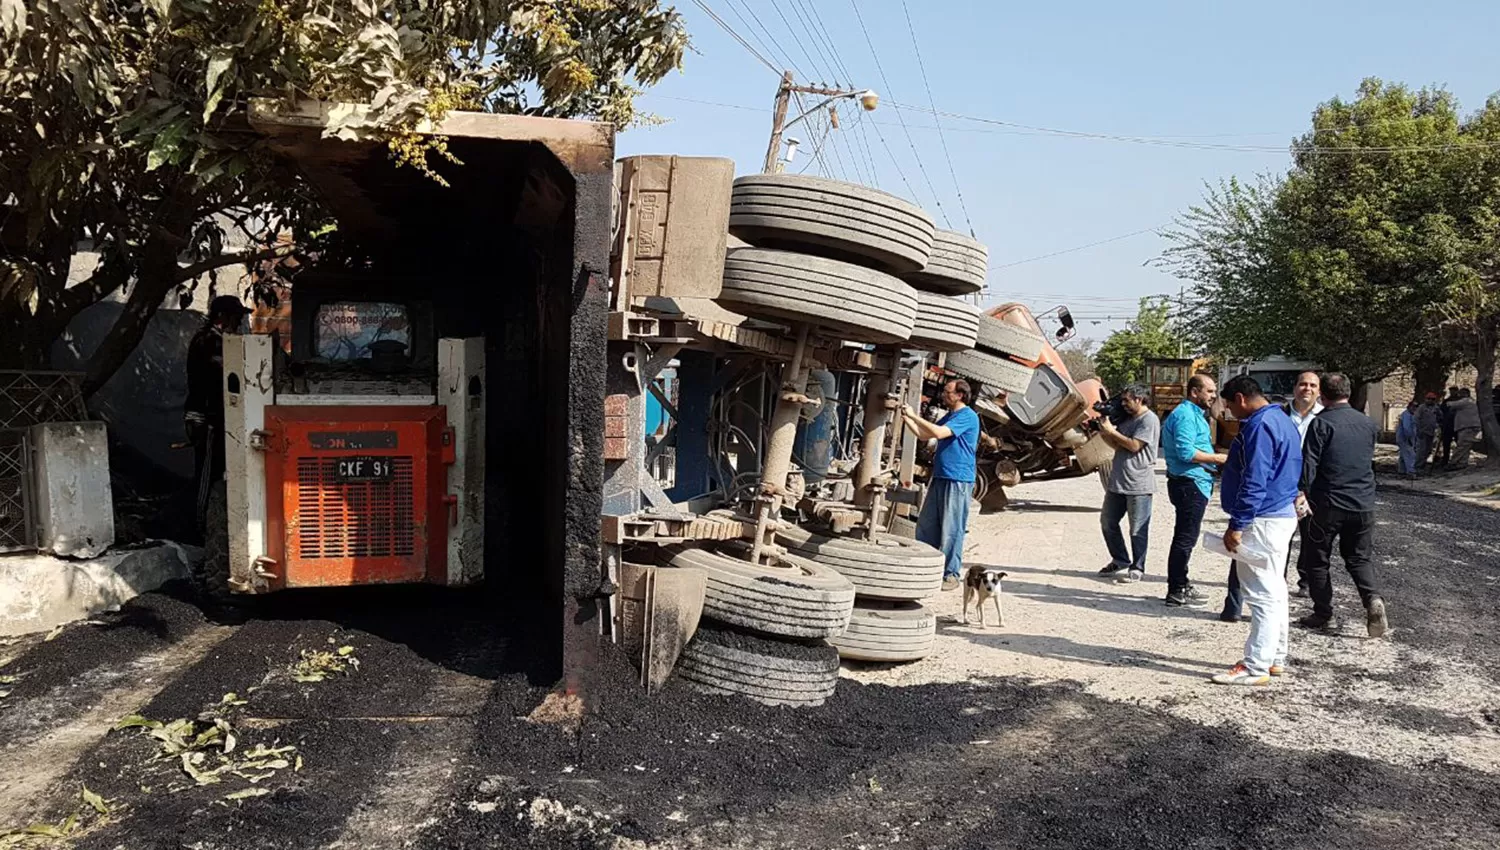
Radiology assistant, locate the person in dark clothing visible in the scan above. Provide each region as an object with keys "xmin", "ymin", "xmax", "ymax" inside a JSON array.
[
  {"xmin": 1438, "ymin": 386, "xmax": 1459, "ymax": 468},
  {"xmin": 185, "ymin": 295, "xmax": 250, "ymax": 526},
  {"xmin": 1295, "ymin": 372, "xmax": 1388, "ymax": 638}
]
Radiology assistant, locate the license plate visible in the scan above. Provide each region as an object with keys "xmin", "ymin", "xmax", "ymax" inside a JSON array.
[{"xmin": 334, "ymin": 456, "xmax": 394, "ymax": 482}]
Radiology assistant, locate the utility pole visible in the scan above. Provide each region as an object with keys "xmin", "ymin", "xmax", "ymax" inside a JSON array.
[
  {"xmin": 763, "ymin": 72, "xmax": 794, "ymax": 174},
  {"xmin": 762, "ymin": 73, "xmax": 879, "ymax": 174}
]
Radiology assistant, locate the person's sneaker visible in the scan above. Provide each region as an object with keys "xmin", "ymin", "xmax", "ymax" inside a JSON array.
[
  {"xmin": 1297, "ymin": 612, "xmax": 1338, "ymax": 631},
  {"xmin": 1114, "ymin": 569, "xmax": 1144, "ymax": 585},
  {"xmin": 1269, "ymin": 663, "xmax": 1287, "ymax": 677},
  {"xmin": 1218, "ymin": 607, "xmax": 1242, "ymax": 623},
  {"xmin": 941, "ymin": 576, "xmax": 961, "ymax": 592},
  {"xmin": 1291, "ymin": 583, "xmax": 1310, "ymax": 599},
  {"xmin": 1366, "ymin": 597, "xmax": 1389, "ymax": 638},
  {"xmin": 1166, "ymin": 586, "xmax": 1209, "ymax": 608},
  {"xmin": 1211, "ymin": 663, "xmax": 1271, "ymax": 686},
  {"xmin": 1098, "ymin": 562, "xmax": 1129, "ymax": 576}
]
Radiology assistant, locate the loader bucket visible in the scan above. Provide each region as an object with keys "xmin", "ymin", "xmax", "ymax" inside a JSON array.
[{"xmin": 619, "ymin": 563, "xmax": 706, "ymax": 692}]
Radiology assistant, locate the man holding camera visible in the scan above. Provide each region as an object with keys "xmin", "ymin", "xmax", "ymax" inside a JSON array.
[
  {"xmin": 1096, "ymin": 385, "xmax": 1160, "ymax": 584},
  {"xmin": 1160, "ymin": 374, "xmax": 1228, "ymax": 607}
]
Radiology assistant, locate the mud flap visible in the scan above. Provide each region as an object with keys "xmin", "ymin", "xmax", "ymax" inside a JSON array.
[
  {"xmin": 619, "ymin": 563, "xmax": 706, "ymax": 693},
  {"xmin": 1073, "ymin": 432, "xmax": 1113, "ymax": 474}
]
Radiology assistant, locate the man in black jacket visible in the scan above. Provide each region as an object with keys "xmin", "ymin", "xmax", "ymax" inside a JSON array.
[{"xmin": 1295, "ymin": 372, "xmax": 1388, "ymax": 637}]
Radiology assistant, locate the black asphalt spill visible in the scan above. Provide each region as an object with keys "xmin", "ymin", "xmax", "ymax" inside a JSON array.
[{"xmin": 1, "ymin": 488, "xmax": 1496, "ymax": 848}]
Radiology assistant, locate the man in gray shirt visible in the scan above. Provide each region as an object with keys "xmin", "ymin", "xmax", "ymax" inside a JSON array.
[{"xmin": 1097, "ymin": 385, "xmax": 1161, "ymax": 584}]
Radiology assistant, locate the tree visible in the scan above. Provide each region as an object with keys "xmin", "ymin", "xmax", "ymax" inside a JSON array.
[
  {"xmin": 0, "ymin": 0, "xmax": 687, "ymax": 395},
  {"xmin": 1057, "ymin": 339, "xmax": 1098, "ymax": 382},
  {"xmin": 1160, "ymin": 78, "xmax": 1500, "ymax": 459},
  {"xmin": 1161, "ymin": 81, "xmax": 1463, "ymax": 386},
  {"xmin": 1093, "ymin": 297, "xmax": 1187, "ymax": 392}
]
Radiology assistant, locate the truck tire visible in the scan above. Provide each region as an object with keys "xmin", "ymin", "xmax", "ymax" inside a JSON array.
[
  {"xmin": 944, "ymin": 349, "xmax": 1034, "ymax": 396},
  {"xmin": 886, "ymin": 514, "xmax": 918, "ymax": 540},
  {"xmin": 831, "ymin": 601, "xmax": 937, "ymax": 663},
  {"xmin": 901, "ymin": 230, "xmax": 988, "ymax": 295},
  {"xmin": 729, "ymin": 174, "xmax": 936, "ymax": 274},
  {"xmin": 777, "ymin": 525, "xmax": 944, "ymax": 601},
  {"xmin": 677, "ymin": 622, "xmax": 840, "ymax": 707},
  {"xmin": 195, "ymin": 481, "xmax": 236, "ymax": 612},
  {"xmin": 975, "ymin": 315, "xmax": 1047, "ymax": 362},
  {"xmin": 908, "ymin": 291, "xmax": 980, "ymax": 353},
  {"xmin": 666, "ymin": 545, "xmax": 855, "ymax": 640},
  {"xmin": 719, "ymin": 248, "xmax": 918, "ymax": 345}
]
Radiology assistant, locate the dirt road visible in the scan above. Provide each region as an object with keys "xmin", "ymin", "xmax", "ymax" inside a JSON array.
[{"xmin": 1, "ymin": 471, "xmax": 1497, "ymax": 849}]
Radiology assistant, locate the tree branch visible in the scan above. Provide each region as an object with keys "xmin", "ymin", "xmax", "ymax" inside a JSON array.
[{"xmin": 170, "ymin": 244, "xmax": 295, "ymax": 285}]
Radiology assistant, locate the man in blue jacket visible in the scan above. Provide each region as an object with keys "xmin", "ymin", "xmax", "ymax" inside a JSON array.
[
  {"xmin": 1212, "ymin": 375, "xmax": 1303, "ymax": 687},
  {"xmin": 1160, "ymin": 374, "xmax": 1228, "ymax": 608}
]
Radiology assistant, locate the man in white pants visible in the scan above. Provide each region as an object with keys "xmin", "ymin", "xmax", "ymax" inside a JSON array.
[{"xmin": 1212, "ymin": 375, "xmax": 1304, "ymax": 687}]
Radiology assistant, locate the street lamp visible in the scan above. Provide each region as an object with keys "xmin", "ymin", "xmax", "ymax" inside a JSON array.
[{"xmin": 763, "ymin": 72, "xmax": 879, "ymax": 173}]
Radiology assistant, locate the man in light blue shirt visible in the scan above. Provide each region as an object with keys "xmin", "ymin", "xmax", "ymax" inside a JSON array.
[{"xmin": 1160, "ymin": 374, "xmax": 1227, "ymax": 608}]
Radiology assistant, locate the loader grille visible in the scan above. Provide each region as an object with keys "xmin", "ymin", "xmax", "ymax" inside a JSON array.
[{"xmin": 295, "ymin": 457, "xmax": 417, "ymax": 559}]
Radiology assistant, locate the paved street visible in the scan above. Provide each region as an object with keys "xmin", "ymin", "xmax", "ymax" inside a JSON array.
[{"xmin": 1, "ymin": 470, "xmax": 1497, "ymax": 849}]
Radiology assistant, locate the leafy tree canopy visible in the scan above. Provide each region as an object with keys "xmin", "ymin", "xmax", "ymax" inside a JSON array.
[
  {"xmin": 0, "ymin": 0, "xmax": 687, "ymax": 393},
  {"xmin": 1159, "ymin": 77, "xmax": 1500, "ymax": 456},
  {"xmin": 1093, "ymin": 297, "xmax": 1186, "ymax": 392}
]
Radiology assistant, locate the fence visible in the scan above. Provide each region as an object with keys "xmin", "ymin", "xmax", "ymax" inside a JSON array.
[{"xmin": 0, "ymin": 371, "xmax": 89, "ymax": 552}]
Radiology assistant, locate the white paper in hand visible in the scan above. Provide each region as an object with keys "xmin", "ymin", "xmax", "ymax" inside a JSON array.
[{"xmin": 1200, "ymin": 532, "xmax": 1277, "ymax": 571}]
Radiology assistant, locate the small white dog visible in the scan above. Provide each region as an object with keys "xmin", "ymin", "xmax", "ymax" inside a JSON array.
[{"xmin": 962, "ymin": 565, "xmax": 1008, "ymax": 628}]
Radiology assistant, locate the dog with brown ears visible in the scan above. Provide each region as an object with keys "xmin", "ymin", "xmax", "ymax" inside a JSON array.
[{"xmin": 962, "ymin": 565, "xmax": 1008, "ymax": 627}]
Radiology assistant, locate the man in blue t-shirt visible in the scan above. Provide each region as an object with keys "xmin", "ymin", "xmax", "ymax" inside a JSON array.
[
  {"xmin": 1159, "ymin": 374, "xmax": 1228, "ymax": 608},
  {"xmin": 902, "ymin": 378, "xmax": 980, "ymax": 590}
]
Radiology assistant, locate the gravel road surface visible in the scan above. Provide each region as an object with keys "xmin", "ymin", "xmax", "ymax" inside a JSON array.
[{"xmin": 1, "ymin": 469, "xmax": 1496, "ymax": 849}]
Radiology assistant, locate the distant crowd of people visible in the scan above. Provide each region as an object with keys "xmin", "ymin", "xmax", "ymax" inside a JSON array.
[{"xmin": 1396, "ymin": 387, "xmax": 1485, "ymax": 475}]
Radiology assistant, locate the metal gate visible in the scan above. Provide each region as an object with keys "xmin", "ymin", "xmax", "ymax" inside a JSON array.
[{"xmin": 0, "ymin": 371, "xmax": 89, "ymax": 552}]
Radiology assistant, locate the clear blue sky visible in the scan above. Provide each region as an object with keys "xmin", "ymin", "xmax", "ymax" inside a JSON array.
[{"xmin": 615, "ymin": 0, "xmax": 1500, "ymax": 342}]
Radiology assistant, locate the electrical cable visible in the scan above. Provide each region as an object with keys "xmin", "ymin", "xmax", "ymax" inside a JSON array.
[
  {"xmin": 849, "ymin": 0, "xmax": 952, "ymax": 225},
  {"xmin": 692, "ymin": 0, "xmax": 780, "ymax": 75},
  {"xmin": 901, "ymin": 0, "xmax": 974, "ymax": 235}
]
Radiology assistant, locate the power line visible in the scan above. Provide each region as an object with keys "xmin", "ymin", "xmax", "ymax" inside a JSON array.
[
  {"xmin": 992, "ymin": 227, "xmax": 1168, "ymax": 269},
  {"xmin": 888, "ymin": 100, "xmax": 1500, "ymax": 155},
  {"xmin": 796, "ymin": 0, "xmax": 854, "ymax": 86},
  {"xmin": 691, "ymin": 0, "xmax": 779, "ymax": 75},
  {"xmin": 900, "ymin": 0, "xmax": 973, "ymax": 235},
  {"xmin": 769, "ymin": 0, "xmax": 831, "ymax": 85},
  {"xmin": 719, "ymin": 0, "xmax": 800, "ymax": 76},
  {"xmin": 785, "ymin": 0, "xmax": 840, "ymax": 86},
  {"xmin": 849, "ymin": 1, "xmax": 950, "ymax": 221}
]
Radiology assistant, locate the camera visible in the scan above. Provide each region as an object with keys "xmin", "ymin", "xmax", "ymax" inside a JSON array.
[{"xmin": 1092, "ymin": 394, "xmax": 1130, "ymax": 426}]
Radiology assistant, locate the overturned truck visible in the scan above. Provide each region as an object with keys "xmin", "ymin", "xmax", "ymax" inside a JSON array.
[{"xmin": 210, "ymin": 102, "xmax": 1071, "ymax": 704}]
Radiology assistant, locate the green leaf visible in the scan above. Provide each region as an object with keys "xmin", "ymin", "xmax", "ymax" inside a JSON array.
[
  {"xmin": 224, "ymin": 787, "xmax": 271, "ymax": 801},
  {"xmin": 81, "ymin": 785, "xmax": 109, "ymax": 814},
  {"xmin": 203, "ymin": 49, "xmax": 233, "ymax": 123},
  {"xmin": 115, "ymin": 714, "xmax": 162, "ymax": 731},
  {"xmin": 0, "ymin": 0, "xmax": 25, "ymax": 41}
]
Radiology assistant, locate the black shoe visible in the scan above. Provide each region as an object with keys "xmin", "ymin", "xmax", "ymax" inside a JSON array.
[
  {"xmin": 1291, "ymin": 583, "xmax": 1309, "ymax": 599},
  {"xmin": 1166, "ymin": 586, "xmax": 1209, "ymax": 608},
  {"xmin": 1218, "ymin": 608, "xmax": 1243, "ymax": 623},
  {"xmin": 1367, "ymin": 597, "xmax": 1389, "ymax": 638},
  {"xmin": 1297, "ymin": 612, "xmax": 1337, "ymax": 631},
  {"xmin": 1099, "ymin": 562, "xmax": 1128, "ymax": 576}
]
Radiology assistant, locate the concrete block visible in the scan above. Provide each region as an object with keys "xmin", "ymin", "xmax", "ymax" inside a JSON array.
[
  {"xmin": 30, "ymin": 422, "xmax": 115, "ymax": 558},
  {"xmin": 0, "ymin": 543, "xmax": 199, "ymax": 636}
]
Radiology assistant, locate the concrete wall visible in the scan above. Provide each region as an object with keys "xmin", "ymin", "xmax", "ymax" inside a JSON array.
[
  {"xmin": 30, "ymin": 422, "xmax": 114, "ymax": 558},
  {"xmin": 0, "ymin": 543, "xmax": 196, "ymax": 636}
]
